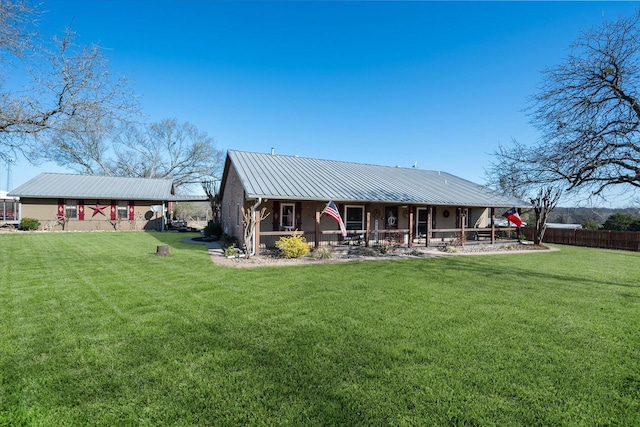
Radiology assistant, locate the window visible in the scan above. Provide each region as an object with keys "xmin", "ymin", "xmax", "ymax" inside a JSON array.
[
  {"xmin": 65, "ymin": 200, "xmax": 77, "ymax": 218},
  {"xmin": 416, "ymin": 208, "xmax": 428, "ymax": 237},
  {"xmin": 281, "ymin": 203, "xmax": 295, "ymax": 230},
  {"xmin": 457, "ymin": 208, "xmax": 469, "ymax": 228},
  {"xmin": 117, "ymin": 201, "xmax": 128, "ymax": 219},
  {"xmin": 345, "ymin": 206, "xmax": 364, "ymax": 231}
]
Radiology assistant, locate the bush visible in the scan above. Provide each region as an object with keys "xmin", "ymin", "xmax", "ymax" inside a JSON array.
[
  {"xmin": 224, "ymin": 247, "xmax": 241, "ymax": 257},
  {"xmin": 602, "ymin": 213, "xmax": 634, "ymax": 231},
  {"xmin": 310, "ymin": 247, "xmax": 333, "ymax": 260},
  {"xmin": 220, "ymin": 233, "xmax": 238, "ymax": 249},
  {"xmin": 20, "ymin": 217, "xmax": 40, "ymax": 231},
  {"xmin": 275, "ymin": 231, "xmax": 310, "ymax": 258},
  {"xmin": 203, "ymin": 221, "xmax": 223, "ymax": 239},
  {"xmin": 581, "ymin": 219, "xmax": 600, "ymax": 230},
  {"xmin": 356, "ymin": 247, "xmax": 378, "ymax": 257}
]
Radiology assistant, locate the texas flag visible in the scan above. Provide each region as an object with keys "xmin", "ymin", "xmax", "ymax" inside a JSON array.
[{"xmin": 502, "ymin": 207, "xmax": 523, "ymax": 227}]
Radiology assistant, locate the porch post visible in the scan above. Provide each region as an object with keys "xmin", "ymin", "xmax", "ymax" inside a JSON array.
[
  {"xmin": 460, "ymin": 208, "xmax": 465, "ymax": 245},
  {"xmin": 315, "ymin": 204, "xmax": 321, "ymax": 249},
  {"xmin": 490, "ymin": 207, "xmax": 495, "ymax": 244},
  {"xmin": 408, "ymin": 206, "xmax": 414, "ymax": 248},
  {"xmin": 365, "ymin": 205, "xmax": 371, "ymax": 247},
  {"xmin": 426, "ymin": 206, "xmax": 432, "ymax": 247}
]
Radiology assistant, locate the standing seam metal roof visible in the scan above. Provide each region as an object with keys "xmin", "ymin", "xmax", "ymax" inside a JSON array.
[
  {"xmin": 9, "ymin": 173, "xmax": 175, "ymax": 200},
  {"xmin": 226, "ymin": 150, "xmax": 529, "ymax": 208}
]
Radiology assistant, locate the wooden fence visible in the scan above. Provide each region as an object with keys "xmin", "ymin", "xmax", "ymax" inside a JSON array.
[{"xmin": 523, "ymin": 228, "xmax": 640, "ymax": 252}]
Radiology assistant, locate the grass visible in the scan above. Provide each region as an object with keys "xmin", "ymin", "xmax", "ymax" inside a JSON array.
[{"xmin": 1, "ymin": 231, "xmax": 639, "ymax": 426}]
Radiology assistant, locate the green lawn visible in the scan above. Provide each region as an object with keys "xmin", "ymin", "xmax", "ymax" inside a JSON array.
[{"xmin": 1, "ymin": 231, "xmax": 639, "ymax": 426}]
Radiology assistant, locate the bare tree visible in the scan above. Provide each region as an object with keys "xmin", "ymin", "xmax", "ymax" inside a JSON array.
[
  {"xmin": 242, "ymin": 206, "xmax": 269, "ymax": 259},
  {"xmin": 0, "ymin": 1, "xmax": 138, "ymax": 162},
  {"xmin": 0, "ymin": 0, "xmax": 37, "ymax": 58},
  {"xmin": 529, "ymin": 187, "xmax": 562, "ymax": 245},
  {"xmin": 527, "ymin": 10, "xmax": 640, "ymax": 197},
  {"xmin": 202, "ymin": 179, "xmax": 221, "ymax": 222},
  {"xmin": 111, "ymin": 119, "xmax": 224, "ymax": 190},
  {"xmin": 486, "ymin": 144, "xmax": 561, "ymax": 246}
]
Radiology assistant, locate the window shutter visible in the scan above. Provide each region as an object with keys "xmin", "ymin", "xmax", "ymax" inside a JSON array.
[
  {"xmin": 295, "ymin": 202, "xmax": 302, "ymax": 229},
  {"xmin": 272, "ymin": 201, "xmax": 280, "ymax": 231},
  {"xmin": 57, "ymin": 199, "xmax": 65, "ymax": 220},
  {"xmin": 128, "ymin": 201, "xmax": 135, "ymax": 220},
  {"xmin": 78, "ymin": 199, "xmax": 85, "ymax": 220},
  {"xmin": 110, "ymin": 200, "xmax": 117, "ymax": 220}
]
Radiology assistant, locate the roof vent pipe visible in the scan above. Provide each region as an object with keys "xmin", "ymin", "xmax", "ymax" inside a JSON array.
[{"xmin": 271, "ymin": 147, "xmax": 275, "ymax": 155}]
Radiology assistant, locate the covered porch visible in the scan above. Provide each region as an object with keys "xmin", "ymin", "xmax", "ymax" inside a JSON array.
[{"xmin": 252, "ymin": 203, "xmax": 520, "ymax": 254}]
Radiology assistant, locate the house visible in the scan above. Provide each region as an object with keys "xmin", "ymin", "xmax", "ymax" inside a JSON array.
[
  {"xmin": 219, "ymin": 150, "xmax": 529, "ymax": 254},
  {"xmin": 8, "ymin": 173, "xmax": 207, "ymax": 231}
]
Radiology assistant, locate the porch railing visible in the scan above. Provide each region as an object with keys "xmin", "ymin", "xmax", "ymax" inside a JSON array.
[{"xmin": 258, "ymin": 227, "xmax": 520, "ymax": 249}]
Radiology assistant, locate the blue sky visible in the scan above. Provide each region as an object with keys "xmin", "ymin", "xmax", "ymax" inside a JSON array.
[{"xmin": 6, "ymin": 1, "xmax": 640, "ymax": 206}]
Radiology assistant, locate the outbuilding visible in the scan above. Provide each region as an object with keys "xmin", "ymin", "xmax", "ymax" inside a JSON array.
[{"xmin": 9, "ymin": 173, "xmax": 206, "ymax": 231}]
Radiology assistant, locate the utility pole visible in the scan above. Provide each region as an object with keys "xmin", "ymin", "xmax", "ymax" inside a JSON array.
[{"xmin": 6, "ymin": 158, "xmax": 15, "ymax": 191}]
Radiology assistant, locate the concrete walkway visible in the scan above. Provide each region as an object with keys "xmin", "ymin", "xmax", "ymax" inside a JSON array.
[{"xmin": 180, "ymin": 236, "xmax": 224, "ymax": 256}]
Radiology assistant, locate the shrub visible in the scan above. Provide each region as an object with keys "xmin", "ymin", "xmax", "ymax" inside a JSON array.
[
  {"xmin": 356, "ymin": 247, "xmax": 378, "ymax": 257},
  {"xmin": 220, "ymin": 233, "xmax": 238, "ymax": 249},
  {"xmin": 602, "ymin": 213, "xmax": 634, "ymax": 231},
  {"xmin": 581, "ymin": 219, "xmax": 600, "ymax": 230},
  {"xmin": 20, "ymin": 217, "xmax": 40, "ymax": 231},
  {"xmin": 310, "ymin": 247, "xmax": 333, "ymax": 260},
  {"xmin": 203, "ymin": 221, "xmax": 223, "ymax": 239},
  {"xmin": 224, "ymin": 247, "xmax": 241, "ymax": 257},
  {"xmin": 275, "ymin": 231, "xmax": 310, "ymax": 258}
]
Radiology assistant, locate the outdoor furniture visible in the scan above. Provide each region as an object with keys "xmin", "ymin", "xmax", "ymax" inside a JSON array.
[
  {"xmin": 475, "ymin": 229, "xmax": 494, "ymax": 240},
  {"xmin": 342, "ymin": 233, "xmax": 364, "ymax": 245}
]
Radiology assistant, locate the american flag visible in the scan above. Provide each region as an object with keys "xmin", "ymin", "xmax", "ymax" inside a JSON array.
[{"xmin": 321, "ymin": 201, "xmax": 347, "ymax": 236}]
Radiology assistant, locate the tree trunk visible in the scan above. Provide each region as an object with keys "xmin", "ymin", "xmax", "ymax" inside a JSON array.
[{"xmin": 155, "ymin": 245, "xmax": 170, "ymax": 256}]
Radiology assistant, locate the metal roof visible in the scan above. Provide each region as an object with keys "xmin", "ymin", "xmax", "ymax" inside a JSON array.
[
  {"xmin": 225, "ymin": 150, "xmax": 529, "ymax": 208},
  {"xmin": 9, "ymin": 173, "xmax": 175, "ymax": 201}
]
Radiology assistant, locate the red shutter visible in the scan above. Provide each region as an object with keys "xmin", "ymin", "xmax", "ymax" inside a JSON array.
[
  {"xmin": 128, "ymin": 201, "xmax": 135, "ymax": 220},
  {"xmin": 295, "ymin": 202, "xmax": 302, "ymax": 229},
  {"xmin": 78, "ymin": 199, "xmax": 85, "ymax": 220},
  {"xmin": 57, "ymin": 199, "xmax": 65, "ymax": 220},
  {"xmin": 110, "ymin": 200, "xmax": 117, "ymax": 220}
]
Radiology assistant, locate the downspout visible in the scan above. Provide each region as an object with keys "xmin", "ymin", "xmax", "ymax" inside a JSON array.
[{"xmin": 250, "ymin": 197, "xmax": 262, "ymax": 256}]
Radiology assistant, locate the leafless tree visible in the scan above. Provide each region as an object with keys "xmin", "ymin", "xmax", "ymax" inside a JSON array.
[
  {"xmin": 486, "ymin": 142, "xmax": 562, "ymax": 246},
  {"xmin": 242, "ymin": 206, "xmax": 269, "ymax": 259},
  {"xmin": 202, "ymin": 179, "xmax": 221, "ymax": 222},
  {"xmin": 111, "ymin": 119, "xmax": 224, "ymax": 190},
  {"xmin": 0, "ymin": 1, "xmax": 138, "ymax": 163},
  {"xmin": 529, "ymin": 187, "xmax": 562, "ymax": 245},
  {"xmin": 526, "ymin": 10, "xmax": 640, "ymax": 198}
]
